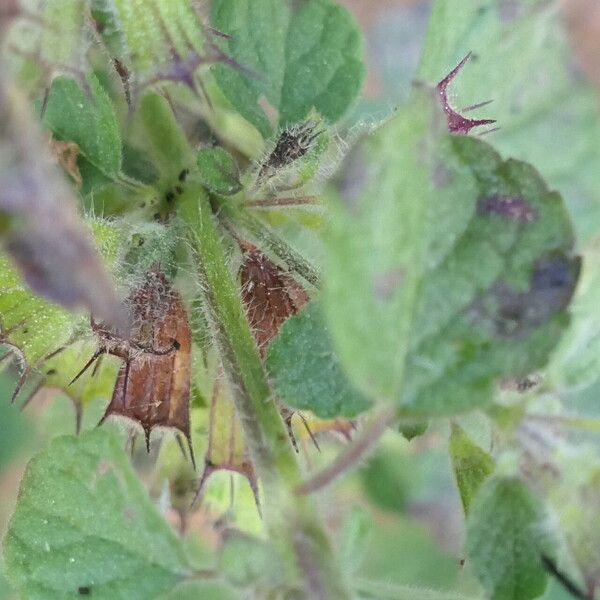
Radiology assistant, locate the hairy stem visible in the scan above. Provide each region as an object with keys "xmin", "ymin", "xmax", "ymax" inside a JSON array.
[
  {"xmin": 297, "ymin": 407, "xmax": 397, "ymax": 495},
  {"xmin": 218, "ymin": 201, "xmax": 322, "ymax": 288},
  {"xmin": 179, "ymin": 186, "xmax": 350, "ymax": 600},
  {"xmin": 245, "ymin": 195, "xmax": 319, "ymax": 208}
]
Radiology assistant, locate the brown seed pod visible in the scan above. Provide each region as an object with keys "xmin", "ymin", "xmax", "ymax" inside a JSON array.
[
  {"xmin": 259, "ymin": 120, "xmax": 323, "ymax": 180},
  {"xmin": 72, "ymin": 266, "xmax": 194, "ymax": 464},
  {"xmin": 239, "ymin": 241, "xmax": 309, "ymax": 352}
]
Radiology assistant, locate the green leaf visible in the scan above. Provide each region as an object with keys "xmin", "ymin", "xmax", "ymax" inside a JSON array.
[
  {"xmin": 0, "ymin": 220, "xmax": 122, "ymax": 369},
  {"xmin": 324, "ymin": 91, "xmax": 438, "ymax": 401},
  {"xmin": 400, "ymin": 136, "xmax": 578, "ymax": 415},
  {"xmin": 3, "ymin": 428, "xmax": 191, "ymax": 600},
  {"xmin": 466, "ymin": 477, "xmax": 551, "ymax": 600},
  {"xmin": 418, "ymin": 0, "xmax": 600, "ymax": 243},
  {"xmin": 219, "ymin": 532, "xmax": 283, "ymax": 589},
  {"xmin": 135, "ymin": 93, "xmax": 193, "ymax": 181},
  {"xmin": 43, "ymin": 74, "xmax": 121, "ymax": 177},
  {"xmin": 197, "ymin": 147, "xmax": 242, "ymax": 196},
  {"xmin": 449, "ymin": 424, "xmax": 494, "ymax": 515},
  {"xmin": 91, "ymin": 0, "xmax": 207, "ymax": 75},
  {"xmin": 158, "ymin": 581, "xmax": 237, "ymax": 600},
  {"xmin": 210, "ymin": 0, "xmax": 365, "ymax": 137},
  {"xmin": 266, "ymin": 301, "xmax": 371, "ymax": 419},
  {"xmin": 324, "ymin": 90, "xmax": 578, "ymax": 415}
]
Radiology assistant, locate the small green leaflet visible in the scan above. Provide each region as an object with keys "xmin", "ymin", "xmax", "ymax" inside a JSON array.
[
  {"xmin": 466, "ymin": 477, "xmax": 552, "ymax": 600},
  {"xmin": 197, "ymin": 147, "xmax": 242, "ymax": 196},
  {"xmin": 43, "ymin": 74, "xmax": 121, "ymax": 177},
  {"xmin": 210, "ymin": 0, "xmax": 365, "ymax": 137},
  {"xmin": 3, "ymin": 429, "xmax": 191, "ymax": 600},
  {"xmin": 266, "ymin": 301, "xmax": 371, "ymax": 419},
  {"xmin": 449, "ymin": 424, "xmax": 494, "ymax": 515}
]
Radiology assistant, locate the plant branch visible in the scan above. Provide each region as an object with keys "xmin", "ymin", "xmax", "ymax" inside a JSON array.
[
  {"xmin": 179, "ymin": 186, "xmax": 350, "ymax": 600},
  {"xmin": 296, "ymin": 407, "xmax": 397, "ymax": 495},
  {"xmin": 245, "ymin": 195, "xmax": 319, "ymax": 208},
  {"xmin": 353, "ymin": 578, "xmax": 486, "ymax": 600}
]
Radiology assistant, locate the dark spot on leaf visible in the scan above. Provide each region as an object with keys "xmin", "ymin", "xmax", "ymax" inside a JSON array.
[
  {"xmin": 178, "ymin": 169, "xmax": 189, "ymax": 182},
  {"xmin": 78, "ymin": 586, "xmax": 91, "ymax": 595},
  {"xmin": 498, "ymin": 0, "xmax": 521, "ymax": 21},
  {"xmin": 433, "ymin": 162, "xmax": 452, "ymax": 187},
  {"xmin": 468, "ymin": 254, "xmax": 580, "ymax": 338},
  {"xmin": 372, "ymin": 268, "xmax": 405, "ymax": 300},
  {"xmin": 46, "ymin": 368, "xmax": 57, "ymax": 376},
  {"xmin": 478, "ymin": 195, "xmax": 535, "ymax": 223},
  {"xmin": 165, "ymin": 191, "xmax": 175, "ymax": 204}
]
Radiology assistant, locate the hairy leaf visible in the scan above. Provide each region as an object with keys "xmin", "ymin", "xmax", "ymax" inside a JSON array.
[
  {"xmin": 324, "ymin": 90, "xmax": 578, "ymax": 415},
  {"xmin": 449, "ymin": 424, "xmax": 494, "ymax": 515},
  {"xmin": 3, "ymin": 428, "xmax": 190, "ymax": 599},
  {"xmin": 324, "ymin": 91, "xmax": 436, "ymax": 402},
  {"xmin": 210, "ymin": 0, "xmax": 365, "ymax": 137},
  {"xmin": 266, "ymin": 301, "xmax": 371, "ymax": 419},
  {"xmin": 466, "ymin": 477, "xmax": 551, "ymax": 600},
  {"xmin": 43, "ymin": 74, "xmax": 122, "ymax": 177},
  {"xmin": 554, "ymin": 469, "xmax": 600, "ymax": 594},
  {"xmin": 197, "ymin": 147, "xmax": 241, "ymax": 196},
  {"xmin": 91, "ymin": 0, "xmax": 207, "ymax": 77}
]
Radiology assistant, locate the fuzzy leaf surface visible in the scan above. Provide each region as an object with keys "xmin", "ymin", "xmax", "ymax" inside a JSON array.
[
  {"xmin": 466, "ymin": 477, "xmax": 551, "ymax": 600},
  {"xmin": 321, "ymin": 87, "xmax": 578, "ymax": 415},
  {"xmin": 210, "ymin": 0, "xmax": 365, "ymax": 136},
  {"xmin": 197, "ymin": 147, "xmax": 241, "ymax": 196},
  {"xmin": 43, "ymin": 74, "xmax": 121, "ymax": 177},
  {"xmin": 266, "ymin": 301, "xmax": 371, "ymax": 419},
  {"xmin": 3, "ymin": 429, "xmax": 190, "ymax": 600}
]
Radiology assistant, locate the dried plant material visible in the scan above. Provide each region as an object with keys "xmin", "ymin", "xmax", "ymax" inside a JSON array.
[
  {"xmin": 238, "ymin": 241, "xmax": 338, "ymax": 452},
  {"xmin": 193, "ymin": 378, "xmax": 259, "ymax": 509},
  {"xmin": 437, "ymin": 53, "xmax": 497, "ymax": 135},
  {"xmin": 72, "ymin": 267, "xmax": 193, "ymax": 462},
  {"xmin": 259, "ymin": 121, "xmax": 323, "ymax": 180},
  {"xmin": 0, "ymin": 74, "xmax": 123, "ymax": 326},
  {"xmin": 47, "ymin": 136, "xmax": 82, "ymax": 188},
  {"xmin": 239, "ymin": 241, "xmax": 309, "ymax": 351}
]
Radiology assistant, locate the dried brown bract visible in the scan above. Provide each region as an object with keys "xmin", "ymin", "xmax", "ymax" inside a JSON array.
[
  {"xmin": 72, "ymin": 266, "xmax": 194, "ymax": 463},
  {"xmin": 239, "ymin": 241, "xmax": 309, "ymax": 351},
  {"xmin": 239, "ymin": 242, "xmax": 319, "ymax": 451},
  {"xmin": 259, "ymin": 121, "xmax": 322, "ymax": 179}
]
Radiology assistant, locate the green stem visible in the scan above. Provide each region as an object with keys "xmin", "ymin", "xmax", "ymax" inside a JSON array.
[{"xmin": 179, "ymin": 185, "xmax": 350, "ymax": 600}]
